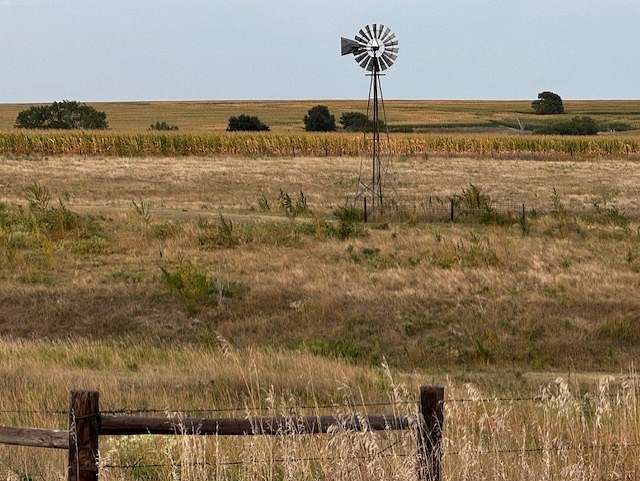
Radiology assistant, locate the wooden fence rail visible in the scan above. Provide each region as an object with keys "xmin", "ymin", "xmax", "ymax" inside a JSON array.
[{"xmin": 0, "ymin": 385, "xmax": 444, "ymax": 481}]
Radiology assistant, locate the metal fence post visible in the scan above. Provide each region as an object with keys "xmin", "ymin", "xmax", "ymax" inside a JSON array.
[
  {"xmin": 68, "ymin": 391, "xmax": 100, "ymax": 481},
  {"xmin": 417, "ymin": 386, "xmax": 445, "ymax": 481}
]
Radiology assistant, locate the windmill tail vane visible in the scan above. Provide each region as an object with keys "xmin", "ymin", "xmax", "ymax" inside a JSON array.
[{"xmin": 341, "ymin": 24, "xmax": 399, "ymax": 212}]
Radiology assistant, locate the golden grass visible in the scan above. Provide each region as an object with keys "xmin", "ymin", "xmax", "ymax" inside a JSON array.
[
  {"xmin": 0, "ymin": 339, "xmax": 638, "ymax": 480},
  {"xmin": 2, "ymin": 155, "xmax": 640, "ymax": 371},
  {"xmin": 1, "ymin": 100, "xmax": 640, "ymax": 132}
]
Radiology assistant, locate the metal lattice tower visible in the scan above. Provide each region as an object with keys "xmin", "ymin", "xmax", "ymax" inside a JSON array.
[{"xmin": 341, "ymin": 24, "xmax": 399, "ymax": 211}]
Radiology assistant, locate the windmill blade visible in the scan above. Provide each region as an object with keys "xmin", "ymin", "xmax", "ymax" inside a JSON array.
[
  {"xmin": 378, "ymin": 56, "xmax": 390, "ymax": 71},
  {"xmin": 377, "ymin": 25, "xmax": 385, "ymax": 39},
  {"xmin": 386, "ymin": 47, "xmax": 399, "ymax": 54},
  {"xmin": 366, "ymin": 57, "xmax": 379, "ymax": 72},
  {"xmin": 373, "ymin": 24, "xmax": 378, "ymax": 38},
  {"xmin": 360, "ymin": 56, "xmax": 373, "ymax": 70},
  {"xmin": 382, "ymin": 52, "xmax": 397, "ymax": 64},
  {"xmin": 359, "ymin": 28, "xmax": 371, "ymax": 41},
  {"xmin": 355, "ymin": 34, "xmax": 368, "ymax": 45},
  {"xmin": 381, "ymin": 53, "xmax": 395, "ymax": 68},
  {"xmin": 384, "ymin": 33, "xmax": 396, "ymax": 44},
  {"xmin": 385, "ymin": 40, "xmax": 399, "ymax": 47},
  {"xmin": 355, "ymin": 51, "xmax": 369, "ymax": 64},
  {"xmin": 380, "ymin": 27, "xmax": 392, "ymax": 42},
  {"xmin": 365, "ymin": 24, "xmax": 374, "ymax": 40},
  {"xmin": 341, "ymin": 37, "xmax": 361, "ymax": 56}
]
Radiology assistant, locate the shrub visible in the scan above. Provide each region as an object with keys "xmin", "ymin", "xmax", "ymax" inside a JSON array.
[
  {"xmin": 160, "ymin": 261, "xmax": 247, "ymax": 314},
  {"xmin": 277, "ymin": 189, "xmax": 309, "ymax": 218},
  {"xmin": 198, "ymin": 215, "xmax": 239, "ymax": 248},
  {"xmin": 535, "ymin": 116, "xmax": 599, "ymax": 136},
  {"xmin": 149, "ymin": 121, "xmax": 178, "ymax": 131},
  {"xmin": 339, "ymin": 112, "xmax": 386, "ymax": 132},
  {"xmin": 304, "ymin": 105, "xmax": 336, "ymax": 132},
  {"xmin": 15, "ymin": 101, "xmax": 108, "ymax": 129},
  {"xmin": 227, "ymin": 114, "xmax": 269, "ymax": 132},
  {"xmin": 532, "ymin": 91, "xmax": 565, "ymax": 115}
]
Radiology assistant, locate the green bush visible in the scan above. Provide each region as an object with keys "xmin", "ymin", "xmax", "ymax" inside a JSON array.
[
  {"xmin": 532, "ymin": 91, "xmax": 565, "ymax": 115},
  {"xmin": 227, "ymin": 114, "xmax": 269, "ymax": 132},
  {"xmin": 304, "ymin": 105, "xmax": 336, "ymax": 132},
  {"xmin": 150, "ymin": 121, "xmax": 178, "ymax": 131},
  {"xmin": 535, "ymin": 116, "xmax": 599, "ymax": 136},
  {"xmin": 160, "ymin": 261, "xmax": 247, "ymax": 314},
  {"xmin": 15, "ymin": 101, "xmax": 108, "ymax": 129},
  {"xmin": 339, "ymin": 111, "xmax": 385, "ymax": 132}
]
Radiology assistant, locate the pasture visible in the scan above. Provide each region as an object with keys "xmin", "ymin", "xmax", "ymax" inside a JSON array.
[
  {"xmin": 1, "ymin": 99, "xmax": 640, "ymax": 132},
  {"xmin": 2, "ymin": 155, "xmax": 640, "ymax": 369},
  {"xmin": 2, "ymin": 103, "xmax": 640, "ymax": 480}
]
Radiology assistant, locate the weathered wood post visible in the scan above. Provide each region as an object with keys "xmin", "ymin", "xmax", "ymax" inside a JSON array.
[
  {"xmin": 417, "ymin": 386, "xmax": 445, "ymax": 481},
  {"xmin": 449, "ymin": 199, "xmax": 454, "ymax": 222},
  {"xmin": 364, "ymin": 197, "xmax": 368, "ymax": 223},
  {"xmin": 68, "ymin": 391, "xmax": 100, "ymax": 481}
]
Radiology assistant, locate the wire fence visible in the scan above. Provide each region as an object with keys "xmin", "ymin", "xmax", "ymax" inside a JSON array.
[
  {"xmin": 2, "ymin": 391, "xmax": 636, "ymax": 417},
  {"xmin": 3, "ymin": 392, "xmax": 640, "ymax": 478}
]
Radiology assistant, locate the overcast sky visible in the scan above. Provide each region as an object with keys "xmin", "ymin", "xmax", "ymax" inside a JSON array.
[{"xmin": 1, "ymin": 0, "xmax": 638, "ymax": 102}]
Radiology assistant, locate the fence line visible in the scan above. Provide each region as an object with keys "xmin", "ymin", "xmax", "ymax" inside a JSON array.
[
  {"xmin": 2, "ymin": 386, "xmax": 640, "ymax": 480},
  {"xmin": 3, "ymin": 391, "xmax": 636, "ymax": 417}
]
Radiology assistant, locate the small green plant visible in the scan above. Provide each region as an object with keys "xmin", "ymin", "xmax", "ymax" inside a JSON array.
[
  {"xmin": 278, "ymin": 189, "xmax": 310, "ymax": 218},
  {"xmin": 160, "ymin": 261, "xmax": 247, "ymax": 314},
  {"xmin": 131, "ymin": 199, "xmax": 152, "ymax": 225},
  {"xmin": 550, "ymin": 188, "xmax": 565, "ymax": 218},
  {"xmin": 198, "ymin": 215, "xmax": 239, "ymax": 248},
  {"xmin": 258, "ymin": 194, "xmax": 270, "ymax": 212},
  {"xmin": 305, "ymin": 339, "xmax": 361, "ymax": 362},
  {"xmin": 15, "ymin": 100, "xmax": 108, "ymax": 129},
  {"xmin": 149, "ymin": 222, "xmax": 181, "ymax": 240},
  {"xmin": 333, "ymin": 206, "xmax": 364, "ymax": 223}
]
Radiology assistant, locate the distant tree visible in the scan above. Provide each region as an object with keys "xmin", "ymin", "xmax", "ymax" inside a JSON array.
[
  {"xmin": 304, "ymin": 105, "xmax": 336, "ymax": 132},
  {"xmin": 535, "ymin": 116, "xmax": 598, "ymax": 135},
  {"xmin": 532, "ymin": 91, "xmax": 565, "ymax": 115},
  {"xmin": 227, "ymin": 114, "xmax": 270, "ymax": 132},
  {"xmin": 15, "ymin": 101, "xmax": 108, "ymax": 129},
  {"xmin": 339, "ymin": 112, "xmax": 368, "ymax": 131},
  {"xmin": 150, "ymin": 121, "xmax": 179, "ymax": 131},
  {"xmin": 339, "ymin": 111, "xmax": 386, "ymax": 132}
]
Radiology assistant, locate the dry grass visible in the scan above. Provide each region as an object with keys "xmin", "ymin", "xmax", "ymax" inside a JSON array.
[
  {"xmin": 1, "ymin": 100, "xmax": 640, "ymax": 132},
  {"xmin": 0, "ymin": 339, "xmax": 639, "ymax": 480},
  {"xmin": 1, "ymin": 155, "xmax": 640, "ymax": 371}
]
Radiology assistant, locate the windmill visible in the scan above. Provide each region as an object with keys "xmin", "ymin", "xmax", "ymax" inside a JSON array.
[{"xmin": 341, "ymin": 24, "xmax": 399, "ymax": 212}]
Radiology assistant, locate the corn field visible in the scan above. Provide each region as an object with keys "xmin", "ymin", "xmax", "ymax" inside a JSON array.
[{"xmin": 1, "ymin": 132, "xmax": 640, "ymax": 158}]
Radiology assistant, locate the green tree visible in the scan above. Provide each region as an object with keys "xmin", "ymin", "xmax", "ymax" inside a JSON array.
[
  {"xmin": 532, "ymin": 91, "xmax": 565, "ymax": 115},
  {"xmin": 304, "ymin": 105, "xmax": 336, "ymax": 132},
  {"xmin": 15, "ymin": 101, "xmax": 108, "ymax": 129},
  {"xmin": 227, "ymin": 114, "xmax": 270, "ymax": 131},
  {"xmin": 535, "ymin": 116, "xmax": 599, "ymax": 135}
]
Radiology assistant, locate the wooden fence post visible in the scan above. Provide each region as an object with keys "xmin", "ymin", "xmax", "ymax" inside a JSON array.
[
  {"xmin": 449, "ymin": 199, "xmax": 454, "ymax": 222},
  {"xmin": 68, "ymin": 391, "xmax": 100, "ymax": 481},
  {"xmin": 364, "ymin": 197, "xmax": 368, "ymax": 223},
  {"xmin": 417, "ymin": 386, "xmax": 445, "ymax": 481}
]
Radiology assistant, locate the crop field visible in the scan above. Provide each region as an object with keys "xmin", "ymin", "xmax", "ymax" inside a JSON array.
[{"xmin": 2, "ymin": 99, "xmax": 640, "ymax": 132}]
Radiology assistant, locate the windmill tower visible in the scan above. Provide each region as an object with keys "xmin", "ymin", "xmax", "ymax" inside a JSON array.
[{"xmin": 341, "ymin": 24, "xmax": 399, "ymax": 212}]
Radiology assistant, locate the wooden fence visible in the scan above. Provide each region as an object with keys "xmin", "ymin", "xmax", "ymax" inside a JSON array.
[{"xmin": 0, "ymin": 385, "xmax": 444, "ymax": 481}]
